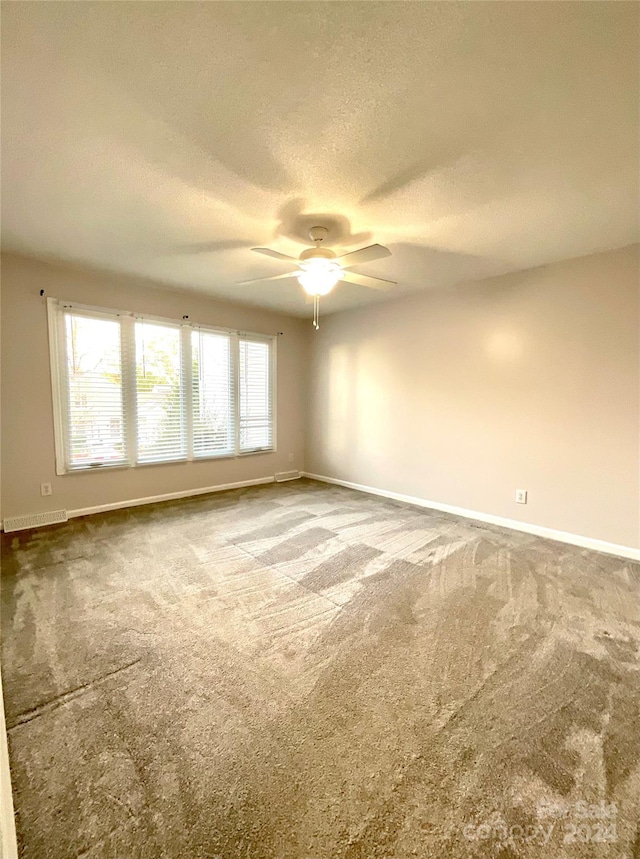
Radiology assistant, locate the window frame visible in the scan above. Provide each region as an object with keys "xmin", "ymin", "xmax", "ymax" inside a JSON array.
[{"xmin": 47, "ymin": 298, "xmax": 277, "ymax": 475}]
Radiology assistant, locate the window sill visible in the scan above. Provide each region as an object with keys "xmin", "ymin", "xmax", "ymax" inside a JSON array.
[{"xmin": 59, "ymin": 447, "xmax": 276, "ymax": 474}]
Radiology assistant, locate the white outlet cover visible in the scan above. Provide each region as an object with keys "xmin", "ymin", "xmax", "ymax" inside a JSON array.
[{"xmin": 515, "ymin": 489, "xmax": 527, "ymax": 504}]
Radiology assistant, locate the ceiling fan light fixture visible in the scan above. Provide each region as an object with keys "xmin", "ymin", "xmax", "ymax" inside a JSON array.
[
  {"xmin": 245, "ymin": 235, "xmax": 396, "ymax": 320},
  {"xmin": 297, "ymin": 259, "xmax": 342, "ymax": 296}
]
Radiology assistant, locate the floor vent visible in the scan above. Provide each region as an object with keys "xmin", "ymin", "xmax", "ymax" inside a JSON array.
[
  {"xmin": 275, "ymin": 471, "xmax": 300, "ymax": 483},
  {"xmin": 3, "ymin": 510, "xmax": 69, "ymax": 533}
]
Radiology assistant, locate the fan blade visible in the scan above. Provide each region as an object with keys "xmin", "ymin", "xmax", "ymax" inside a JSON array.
[
  {"xmin": 335, "ymin": 244, "xmax": 391, "ymax": 268},
  {"xmin": 251, "ymin": 247, "xmax": 299, "ymax": 262},
  {"xmin": 238, "ymin": 271, "xmax": 300, "ymax": 285},
  {"xmin": 339, "ymin": 271, "xmax": 397, "ymax": 291}
]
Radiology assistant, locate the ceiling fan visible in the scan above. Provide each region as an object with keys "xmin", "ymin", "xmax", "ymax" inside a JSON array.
[{"xmin": 239, "ymin": 226, "xmax": 396, "ymax": 329}]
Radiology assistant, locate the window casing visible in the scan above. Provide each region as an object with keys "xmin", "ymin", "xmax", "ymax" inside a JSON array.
[{"xmin": 48, "ymin": 299, "xmax": 276, "ymax": 474}]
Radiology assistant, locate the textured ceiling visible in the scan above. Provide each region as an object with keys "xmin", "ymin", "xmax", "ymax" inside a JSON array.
[{"xmin": 2, "ymin": 2, "xmax": 638, "ymax": 317}]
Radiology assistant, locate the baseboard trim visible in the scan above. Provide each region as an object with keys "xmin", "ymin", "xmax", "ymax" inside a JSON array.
[
  {"xmin": 67, "ymin": 476, "xmax": 276, "ymax": 521},
  {"xmin": 302, "ymin": 472, "xmax": 640, "ymax": 562},
  {"xmin": 0, "ymin": 670, "xmax": 18, "ymax": 859},
  {"xmin": 0, "ymin": 477, "xmax": 277, "ymax": 531}
]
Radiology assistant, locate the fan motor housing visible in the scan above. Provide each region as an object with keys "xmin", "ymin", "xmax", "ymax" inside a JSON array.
[{"xmin": 299, "ymin": 247, "xmax": 337, "ymax": 262}]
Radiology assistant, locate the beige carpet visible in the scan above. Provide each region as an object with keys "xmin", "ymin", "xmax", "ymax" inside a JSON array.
[{"xmin": 2, "ymin": 478, "xmax": 639, "ymax": 858}]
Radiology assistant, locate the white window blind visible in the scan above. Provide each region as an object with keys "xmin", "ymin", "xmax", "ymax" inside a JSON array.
[
  {"xmin": 135, "ymin": 321, "xmax": 186, "ymax": 464},
  {"xmin": 239, "ymin": 338, "xmax": 273, "ymax": 452},
  {"xmin": 48, "ymin": 300, "xmax": 275, "ymax": 474},
  {"xmin": 61, "ymin": 312, "xmax": 128, "ymax": 470},
  {"xmin": 191, "ymin": 329, "xmax": 234, "ymax": 458}
]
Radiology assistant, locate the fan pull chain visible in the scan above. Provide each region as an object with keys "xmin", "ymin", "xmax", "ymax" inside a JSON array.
[{"xmin": 313, "ymin": 295, "xmax": 320, "ymax": 330}]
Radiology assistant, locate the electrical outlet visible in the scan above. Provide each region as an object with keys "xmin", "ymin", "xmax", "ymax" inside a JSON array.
[
  {"xmin": 515, "ymin": 489, "xmax": 527, "ymax": 504},
  {"xmin": 288, "ymin": 453, "xmax": 295, "ymax": 462},
  {"xmin": 41, "ymin": 483, "xmax": 53, "ymax": 497}
]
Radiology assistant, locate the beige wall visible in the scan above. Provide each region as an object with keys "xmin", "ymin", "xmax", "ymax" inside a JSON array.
[
  {"xmin": 1, "ymin": 253, "xmax": 308, "ymax": 518},
  {"xmin": 306, "ymin": 244, "xmax": 640, "ymax": 549}
]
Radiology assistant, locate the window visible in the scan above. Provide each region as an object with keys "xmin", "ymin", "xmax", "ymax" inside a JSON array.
[{"xmin": 48, "ymin": 300, "xmax": 275, "ymax": 474}]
